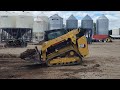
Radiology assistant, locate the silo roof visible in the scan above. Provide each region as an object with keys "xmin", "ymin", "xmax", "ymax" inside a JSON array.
[
  {"xmin": 35, "ymin": 16, "xmax": 49, "ymax": 22},
  {"xmin": 98, "ymin": 14, "xmax": 108, "ymax": 20},
  {"xmin": 34, "ymin": 17, "xmax": 44, "ymax": 21},
  {"xmin": 67, "ymin": 14, "xmax": 77, "ymax": 20},
  {"xmin": 82, "ymin": 15, "xmax": 93, "ymax": 20},
  {"xmin": 50, "ymin": 14, "xmax": 62, "ymax": 19}
]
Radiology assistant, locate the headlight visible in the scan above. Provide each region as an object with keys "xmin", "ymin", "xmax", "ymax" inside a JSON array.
[{"xmin": 79, "ymin": 44, "xmax": 85, "ymax": 48}]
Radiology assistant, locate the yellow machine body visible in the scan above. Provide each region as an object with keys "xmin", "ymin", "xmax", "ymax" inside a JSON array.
[{"xmin": 39, "ymin": 29, "xmax": 89, "ymax": 66}]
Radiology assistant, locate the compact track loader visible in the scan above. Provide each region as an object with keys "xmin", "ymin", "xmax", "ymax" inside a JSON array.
[{"xmin": 20, "ymin": 28, "xmax": 89, "ymax": 66}]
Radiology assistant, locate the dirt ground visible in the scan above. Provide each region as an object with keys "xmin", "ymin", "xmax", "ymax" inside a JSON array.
[{"xmin": 0, "ymin": 40, "xmax": 120, "ymax": 79}]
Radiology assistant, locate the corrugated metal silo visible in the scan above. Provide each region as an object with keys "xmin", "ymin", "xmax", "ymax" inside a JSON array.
[
  {"xmin": 33, "ymin": 16, "xmax": 49, "ymax": 41},
  {"xmin": 38, "ymin": 16, "xmax": 49, "ymax": 31},
  {"xmin": 33, "ymin": 18, "xmax": 44, "ymax": 32},
  {"xmin": 33, "ymin": 17, "xmax": 48, "ymax": 32},
  {"xmin": 96, "ymin": 14, "xmax": 109, "ymax": 35},
  {"xmin": 49, "ymin": 14, "xmax": 63, "ymax": 30},
  {"xmin": 81, "ymin": 15, "xmax": 93, "ymax": 44},
  {"xmin": 81, "ymin": 14, "xmax": 93, "ymax": 30},
  {"xmin": 66, "ymin": 14, "xmax": 78, "ymax": 29}
]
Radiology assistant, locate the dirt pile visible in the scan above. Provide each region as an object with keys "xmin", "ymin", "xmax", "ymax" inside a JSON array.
[{"xmin": 19, "ymin": 49, "xmax": 36, "ymax": 59}]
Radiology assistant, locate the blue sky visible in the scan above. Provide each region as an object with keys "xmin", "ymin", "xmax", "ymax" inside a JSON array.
[{"xmin": 1, "ymin": 11, "xmax": 120, "ymax": 30}]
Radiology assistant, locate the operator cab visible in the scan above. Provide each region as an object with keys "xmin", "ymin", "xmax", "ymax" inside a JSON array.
[{"xmin": 44, "ymin": 29, "xmax": 68, "ymax": 41}]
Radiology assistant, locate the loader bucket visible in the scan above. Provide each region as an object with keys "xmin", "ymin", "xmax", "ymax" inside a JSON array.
[{"xmin": 20, "ymin": 47, "xmax": 42, "ymax": 64}]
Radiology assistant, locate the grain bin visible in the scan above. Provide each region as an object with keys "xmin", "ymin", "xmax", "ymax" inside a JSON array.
[
  {"xmin": 0, "ymin": 11, "xmax": 16, "ymax": 28},
  {"xmin": 81, "ymin": 15, "xmax": 93, "ymax": 44},
  {"xmin": 33, "ymin": 18, "xmax": 44, "ymax": 32},
  {"xmin": 66, "ymin": 14, "xmax": 78, "ymax": 30},
  {"xmin": 49, "ymin": 14, "xmax": 63, "ymax": 30},
  {"xmin": 81, "ymin": 15, "xmax": 93, "ymax": 30},
  {"xmin": 96, "ymin": 14, "xmax": 109, "ymax": 35},
  {"xmin": 37, "ymin": 16, "xmax": 49, "ymax": 31},
  {"xmin": 33, "ymin": 16, "xmax": 49, "ymax": 41}
]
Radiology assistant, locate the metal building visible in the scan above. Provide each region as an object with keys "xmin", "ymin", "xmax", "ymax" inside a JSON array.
[
  {"xmin": 96, "ymin": 14, "xmax": 109, "ymax": 35},
  {"xmin": 110, "ymin": 28, "xmax": 120, "ymax": 39},
  {"xmin": 112, "ymin": 29, "xmax": 120, "ymax": 35},
  {"xmin": 66, "ymin": 14, "xmax": 78, "ymax": 30},
  {"xmin": 49, "ymin": 14, "xmax": 63, "ymax": 30}
]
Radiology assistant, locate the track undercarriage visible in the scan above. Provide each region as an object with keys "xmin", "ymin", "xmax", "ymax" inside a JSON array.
[{"xmin": 20, "ymin": 41, "xmax": 83, "ymax": 67}]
